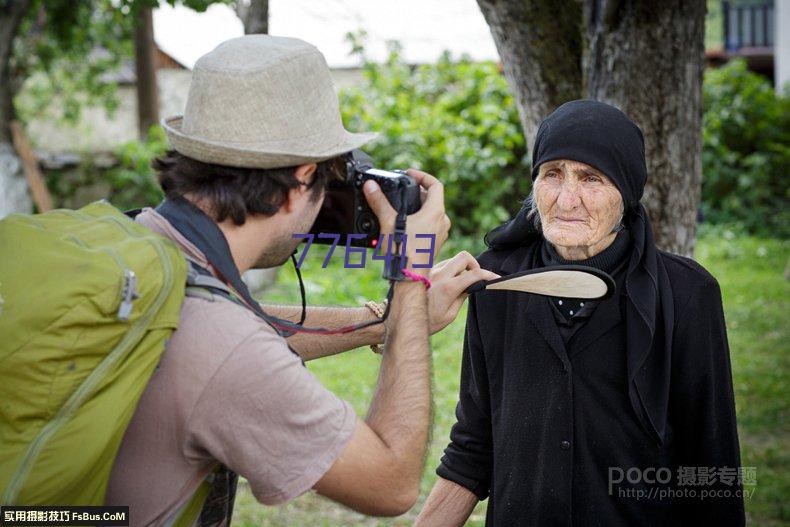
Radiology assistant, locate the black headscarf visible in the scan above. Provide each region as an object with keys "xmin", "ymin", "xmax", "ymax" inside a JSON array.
[{"xmin": 484, "ymin": 99, "xmax": 675, "ymax": 446}]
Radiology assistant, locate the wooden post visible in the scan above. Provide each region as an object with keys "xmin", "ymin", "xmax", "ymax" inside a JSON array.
[
  {"xmin": 134, "ymin": 6, "xmax": 159, "ymax": 139},
  {"xmin": 10, "ymin": 120, "xmax": 53, "ymax": 212}
]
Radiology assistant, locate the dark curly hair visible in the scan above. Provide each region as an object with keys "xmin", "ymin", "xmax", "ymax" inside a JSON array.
[{"xmin": 153, "ymin": 150, "xmax": 349, "ymax": 225}]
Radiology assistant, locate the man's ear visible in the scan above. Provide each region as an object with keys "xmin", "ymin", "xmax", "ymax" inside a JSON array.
[{"xmin": 283, "ymin": 163, "xmax": 318, "ymax": 213}]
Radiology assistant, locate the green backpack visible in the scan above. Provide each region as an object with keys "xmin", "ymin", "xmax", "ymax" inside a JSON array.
[{"xmin": 0, "ymin": 201, "xmax": 220, "ymax": 524}]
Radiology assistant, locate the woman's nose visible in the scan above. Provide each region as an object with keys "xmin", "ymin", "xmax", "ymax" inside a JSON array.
[{"xmin": 557, "ymin": 182, "xmax": 582, "ymax": 210}]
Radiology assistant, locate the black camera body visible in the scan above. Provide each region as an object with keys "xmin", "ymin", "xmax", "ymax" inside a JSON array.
[{"xmin": 309, "ymin": 150, "xmax": 422, "ymax": 247}]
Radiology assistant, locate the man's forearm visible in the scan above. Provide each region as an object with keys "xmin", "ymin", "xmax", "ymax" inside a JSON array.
[
  {"xmin": 264, "ymin": 304, "xmax": 385, "ymax": 361},
  {"xmin": 366, "ymin": 279, "xmax": 431, "ymax": 491}
]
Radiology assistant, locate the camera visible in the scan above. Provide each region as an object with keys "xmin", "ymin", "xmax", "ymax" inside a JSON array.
[{"xmin": 308, "ymin": 150, "xmax": 422, "ymax": 247}]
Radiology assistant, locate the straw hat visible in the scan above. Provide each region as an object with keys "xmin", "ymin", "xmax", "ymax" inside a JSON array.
[{"xmin": 162, "ymin": 35, "xmax": 377, "ymax": 169}]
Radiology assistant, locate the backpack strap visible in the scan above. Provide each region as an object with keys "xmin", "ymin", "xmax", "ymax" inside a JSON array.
[
  {"xmin": 184, "ymin": 261, "xmax": 246, "ymax": 308},
  {"xmin": 123, "ymin": 208, "xmax": 143, "ymax": 220},
  {"xmin": 167, "ymin": 464, "xmax": 218, "ymax": 527}
]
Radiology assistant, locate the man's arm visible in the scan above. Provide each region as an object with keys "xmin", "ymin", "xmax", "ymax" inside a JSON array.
[
  {"xmin": 311, "ymin": 169, "xmax": 455, "ymax": 516},
  {"xmin": 265, "ymin": 251, "xmax": 499, "ymax": 361},
  {"xmin": 313, "ymin": 278, "xmax": 431, "ymax": 515},
  {"xmin": 414, "ymin": 477, "xmax": 479, "ymax": 527},
  {"xmin": 266, "ymin": 304, "xmax": 384, "ymax": 361}
]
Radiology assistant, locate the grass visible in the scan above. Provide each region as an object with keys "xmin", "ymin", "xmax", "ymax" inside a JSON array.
[{"xmin": 235, "ymin": 228, "xmax": 788, "ymax": 526}]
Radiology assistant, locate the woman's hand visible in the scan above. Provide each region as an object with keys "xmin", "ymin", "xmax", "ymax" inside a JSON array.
[{"xmin": 428, "ymin": 251, "xmax": 500, "ymax": 334}]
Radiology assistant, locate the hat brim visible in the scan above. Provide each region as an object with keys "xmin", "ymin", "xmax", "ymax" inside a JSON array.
[{"xmin": 162, "ymin": 115, "xmax": 378, "ymax": 169}]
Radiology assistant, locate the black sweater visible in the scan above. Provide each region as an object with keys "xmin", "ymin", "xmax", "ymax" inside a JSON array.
[
  {"xmin": 436, "ymin": 241, "xmax": 745, "ymax": 526},
  {"xmin": 540, "ymin": 229, "xmax": 631, "ymax": 344}
]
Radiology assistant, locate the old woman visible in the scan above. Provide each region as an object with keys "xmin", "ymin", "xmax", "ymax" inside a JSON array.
[{"xmin": 415, "ymin": 100, "xmax": 745, "ymax": 526}]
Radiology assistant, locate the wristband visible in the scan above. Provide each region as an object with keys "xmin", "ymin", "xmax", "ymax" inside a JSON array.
[
  {"xmin": 364, "ymin": 299, "xmax": 388, "ymax": 354},
  {"xmin": 401, "ymin": 268, "xmax": 431, "ymax": 289}
]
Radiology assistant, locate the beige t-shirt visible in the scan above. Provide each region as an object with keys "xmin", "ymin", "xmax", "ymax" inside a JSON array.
[{"xmin": 104, "ymin": 209, "xmax": 356, "ymax": 526}]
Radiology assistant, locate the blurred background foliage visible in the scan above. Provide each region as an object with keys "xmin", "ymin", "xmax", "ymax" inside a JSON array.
[
  {"xmin": 13, "ymin": 0, "xmax": 225, "ymax": 126},
  {"xmin": 702, "ymin": 59, "xmax": 790, "ymax": 238},
  {"xmin": 42, "ymin": 125, "xmax": 166, "ymax": 210},
  {"xmin": 37, "ymin": 39, "xmax": 789, "ymax": 241},
  {"xmin": 104, "ymin": 124, "xmax": 167, "ymax": 206},
  {"xmin": 339, "ymin": 35, "xmax": 529, "ymax": 240},
  {"xmin": 12, "ymin": 0, "xmax": 133, "ymax": 125}
]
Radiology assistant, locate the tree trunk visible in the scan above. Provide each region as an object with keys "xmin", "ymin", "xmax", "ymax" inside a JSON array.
[
  {"xmin": 476, "ymin": 0, "xmax": 583, "ymax": 146},
  {"xmin": 584, "ymin": 0, "xmax": 706, "ymax": 255},
  {"xmin": 237, "ymin": 0, "xmax": 269, "ymax": 34},
  {"xmin": 134, "ymin": 6, "xmax": 159, "ymax": 139},
  {"xmin": 0, "ymin": 0, "xmax": 33, "ymax": 218}
]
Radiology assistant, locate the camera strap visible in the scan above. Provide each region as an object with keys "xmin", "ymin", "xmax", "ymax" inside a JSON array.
[
  {"xmin": 381, "ymin": 185, "xmax": 409, "ymax": 282},
  {"xmin": 155, "ymin": 196, "xmax": 300, "ymax": 337}
]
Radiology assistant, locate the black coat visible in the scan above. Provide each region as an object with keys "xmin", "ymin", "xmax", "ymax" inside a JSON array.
[{"xmin": 437, "ymin": 241, "xmax": 745, "ymax": 526}]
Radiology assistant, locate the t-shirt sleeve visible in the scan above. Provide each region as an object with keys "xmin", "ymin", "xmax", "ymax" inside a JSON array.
[{"xmin": 182, "ymin": 329, "xmax": 357, "ymax": 505}]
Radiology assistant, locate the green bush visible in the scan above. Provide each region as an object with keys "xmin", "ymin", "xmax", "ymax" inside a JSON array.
[
  {"xmin": 104, "ymin": 125, "xmax": 167, "ymax": 210},
  {"xmin": 44, "ymin": 125, "xmax": 166, "ymax": 212},
  {"xmin": 702, "ymin": 59, "xmax": 790, "ymax": 238},
  {"xmin": 49, "ymin": 50, "xmax": 787, "ymax": 241},
  {"xmin": 339, "ymin": 37, "xmax": 530, "ymax": 238}
]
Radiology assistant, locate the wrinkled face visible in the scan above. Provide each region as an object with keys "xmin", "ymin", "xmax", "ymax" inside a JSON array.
[{"xmin": 534, "ymin": 159, "xmax": 624, "ymax": 250}]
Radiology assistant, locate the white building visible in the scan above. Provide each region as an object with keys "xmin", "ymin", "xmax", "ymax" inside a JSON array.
[{"xmin": 775, "ymin": 0, "xmax": 790, "ymax": 91}]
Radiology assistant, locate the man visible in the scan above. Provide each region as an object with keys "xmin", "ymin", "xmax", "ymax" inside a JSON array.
[
  {"xmin": 104, "ymin": 35, "xmax": 498, "ymax": 525},
  {"xmin": 415, "ymin": 100, "xmax": 745, "ymax": 526}
]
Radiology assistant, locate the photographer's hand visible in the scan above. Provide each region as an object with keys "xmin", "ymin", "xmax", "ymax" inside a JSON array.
[
  {"xmin": 428, "ymin": 252, "xmax": 499, "ymax": 334},
  {"xmin": 363, "ymin": 170, "xmax": 498, "ymax": 334},
  {"xmin": 362, "ymin": 168, "xmax": 451, "ymax": 274}
]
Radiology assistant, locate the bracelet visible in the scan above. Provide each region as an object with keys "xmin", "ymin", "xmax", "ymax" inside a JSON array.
[
  {"xmin": 364, "ymin": 299, "xmax": 388, "ymax": 318},
  {"xmin": 364, "ymin": 299, "xmax": 389, "ymax": 354},
  {"xmin": 401, "ymin": 268, "xmax": 432, "ymax": 289}
]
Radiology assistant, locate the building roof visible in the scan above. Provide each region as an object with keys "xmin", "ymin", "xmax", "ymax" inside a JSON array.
[{"xmin": 153, "ymin": 0, "xmax": 499, "ymax": 70}]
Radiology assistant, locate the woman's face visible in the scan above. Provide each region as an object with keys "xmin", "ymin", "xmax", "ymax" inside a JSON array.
[{"xmin": 534, "ymin": 159, "xmax": 624, "ymax": 251}]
